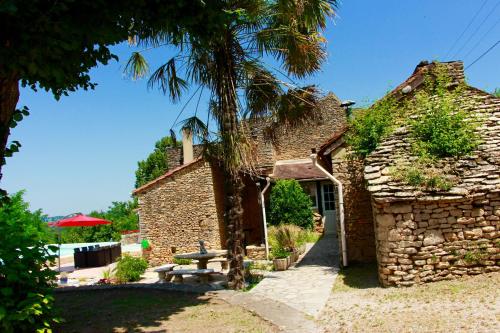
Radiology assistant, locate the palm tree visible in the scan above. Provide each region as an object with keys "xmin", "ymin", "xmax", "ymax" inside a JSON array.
[{"xmin": 127, "ymin": 0, "xmax": 337, "ymax": 289}]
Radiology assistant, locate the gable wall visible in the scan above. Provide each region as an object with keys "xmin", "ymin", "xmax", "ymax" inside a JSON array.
[
  {"xmin": 136, "ymin": 160, "xmax": 223, "ymax": 266},
  {"xmin": 249, "ymin": 93, "xmax": 348, "ymax": 170}
]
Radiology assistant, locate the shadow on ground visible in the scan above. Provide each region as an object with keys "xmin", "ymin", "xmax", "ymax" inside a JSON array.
[
  {"xmin": 54, "ymin": 287, "xmax": 276, "ymax": 333},
  {"xmin": 334, "ymin": 262, "xmax": 379, "ymax": 290},
  {"xmin": 54, "ymin": 289, "xmax": 208, "ymax": 333},
  {"xmin": 294, "ymin": 234, "xmax": 339, "ymax": 272}
]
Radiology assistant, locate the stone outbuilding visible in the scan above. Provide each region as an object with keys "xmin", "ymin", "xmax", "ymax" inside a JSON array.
[{"xmin": 363, "ymin": 61, "xmax": 500, "ymax": 286}]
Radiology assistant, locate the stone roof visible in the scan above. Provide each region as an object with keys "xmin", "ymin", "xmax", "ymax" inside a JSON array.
[
  {"xmin": 364, "ymin": 62, "xmax": 500, "ymax": 203},
  {"xmin": 271, "ymin": 159, "xmax": 327, "ymax": 181},
  {"xmin": 132, "ymin": 157, "xmax": 203, "ymax": 195}
]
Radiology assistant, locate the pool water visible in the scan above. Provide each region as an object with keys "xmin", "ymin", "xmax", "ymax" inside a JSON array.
[{"xmin": 47, "ymin": 242, "xmax": 141, "ymax": 257}]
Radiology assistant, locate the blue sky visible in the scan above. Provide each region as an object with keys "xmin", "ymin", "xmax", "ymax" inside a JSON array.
[{"xmin": 3, "ymin": 0, "xmax": 499, "ymax": 216}]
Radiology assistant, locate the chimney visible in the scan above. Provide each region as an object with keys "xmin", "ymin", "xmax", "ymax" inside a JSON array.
[{"xmin": 182, "ymin": 128, "xmax": 194, "ymax": 164}]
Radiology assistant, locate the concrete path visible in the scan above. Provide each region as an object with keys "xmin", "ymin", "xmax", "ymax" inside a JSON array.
[
  {"xmin": 249, "ymin": 235, "xmax": 339, "ymax": 318},
  {"xmin": 216, "ymin": 290, "xmax": 320, "ymax": 333}
]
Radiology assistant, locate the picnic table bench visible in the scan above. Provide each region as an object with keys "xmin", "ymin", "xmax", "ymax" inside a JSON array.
[
  {"xmin": 153, "ymin": 264, "xmax": 178, "ymax": 282},
  {"xmin": 167, "ymin": 269, "xmax": 220, "ymax": 283},
  {"xmin": 193, "ymin": 258, "xmax": 229, "ymax": 270}
]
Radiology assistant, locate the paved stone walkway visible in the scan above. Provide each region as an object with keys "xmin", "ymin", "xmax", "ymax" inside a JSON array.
[{"xmin": 249, "ymin": 235, "xmax": 339, "ymax": 318}]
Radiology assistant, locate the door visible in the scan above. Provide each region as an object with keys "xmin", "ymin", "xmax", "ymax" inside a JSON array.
[{"xmin": 321, "ymin": 183, "xmax": 337, "ymax": 235}]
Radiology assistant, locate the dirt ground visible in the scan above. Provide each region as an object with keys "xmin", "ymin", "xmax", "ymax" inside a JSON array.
[
  {"xmin": 319, "ymin": 264, "xmax": 500, "ymax": 333},
  {"xmin": 54, "ymin": 289, "xmax": 277, "ymax": 333}
]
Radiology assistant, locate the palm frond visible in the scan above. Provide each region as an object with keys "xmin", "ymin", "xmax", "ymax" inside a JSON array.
[
  {"xmin": 179, "ymin": 116, "xmax": 209, "ymax": 142},
  {"xmin": 147, "ymin": 57, "xmax": 188, "ymax": 102},
  {"xmin": 124, "ymin": 52, "xmax": 149, "ymax": 80},
  {"xmin": 263, "ymin": 85, "xmax": 321, "ymax": 143},
  {"xmin": 242, "ymin": 60, "xmax": 282, "ymax": 117},
  {"xmin": 255, "ymin": 27, "xmax": 326, "ymax": 78}
]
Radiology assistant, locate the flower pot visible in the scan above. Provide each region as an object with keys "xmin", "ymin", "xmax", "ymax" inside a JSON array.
[
  {"xmin": 142, "ymin": 248, "xmax": 152, "ymax": 262},
  {"xmin": 273, "ymin": 258, "xmax": 288, "ymax": 271}
]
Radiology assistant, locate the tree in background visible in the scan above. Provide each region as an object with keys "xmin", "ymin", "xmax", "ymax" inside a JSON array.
[
  {"xmin": 59, "ymin": 200, "xmax": 138, "ymax": 244},
  {"xmin": 135, "ymin": 136, "xmax": 176, "ymax": 188},
  {"xmin": 0, "ymin": 192, "xmax": 58, "ymax": 332},
  {"xmin": 127, "ymin": 0, "xmax": 337, "ymax": 289},
  {"xmin": 493, "ymin": 88, "xmax": 500, "ymax": 98},
  {"xmin": 269, "ymin": 180, "xmax": 314, "ymax": 230}
]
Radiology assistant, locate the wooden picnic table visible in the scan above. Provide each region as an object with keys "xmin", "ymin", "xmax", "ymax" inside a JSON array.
[{"xmin": 173, "ymin": 250, "xmax": 227, "ymax": 269}]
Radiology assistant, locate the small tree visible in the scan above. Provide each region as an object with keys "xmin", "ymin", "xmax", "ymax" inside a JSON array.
[{"xmin": 269, "ymin": 179, "xmax": 314, "ymax": 229}]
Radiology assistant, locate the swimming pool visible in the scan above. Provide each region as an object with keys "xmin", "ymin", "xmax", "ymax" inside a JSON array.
[{"xmin": 47, "ymin": 242, "xmax": 141, "ymax": 257}]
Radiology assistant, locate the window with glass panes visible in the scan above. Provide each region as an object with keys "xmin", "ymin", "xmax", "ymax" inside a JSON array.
[{"xmin": 322, "ymin": 184, "xmax": 336, "ymax": 210}]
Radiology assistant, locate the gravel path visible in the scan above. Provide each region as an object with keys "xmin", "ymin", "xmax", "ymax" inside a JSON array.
[
  {"xmin": 250, "ymin": 235, "xmax": 339, "ymax": 318},
  {"xmin": 319, "ymin": 270, "xmax": 500, "ymax": 333}
]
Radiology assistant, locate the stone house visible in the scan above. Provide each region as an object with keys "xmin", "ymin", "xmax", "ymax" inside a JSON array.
[
  {"xmin": 133, "ymin": 60, "xmax": 499, "ymax": 286},
  {"xmin": 133, "ymin": 94, "xmax": 349, "ymax": 265},
  {"xmin": 362, "ymin": 61, "xmax": 500, "ymax": 286}
]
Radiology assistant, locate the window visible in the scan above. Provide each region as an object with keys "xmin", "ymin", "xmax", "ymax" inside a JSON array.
[
  {"xmin": 300, "ymin": 182, "xmax": 318, "ymax": 208},
  {"xmin": 322, "ymin": 184, "xmax": 336, "ymax": 211}
]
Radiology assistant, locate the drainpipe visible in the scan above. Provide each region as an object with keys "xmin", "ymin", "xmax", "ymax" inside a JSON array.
[
  {"xmin": 259, "ymin": 177, "xmax": 271, "ymax": 260},
  {"xmin": 310, "ymin": 153, "xmax": 348, "ymax": 267}
]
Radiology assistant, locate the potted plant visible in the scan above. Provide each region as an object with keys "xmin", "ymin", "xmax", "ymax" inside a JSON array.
[
  {"xmin": 272, "ymin": 247, "xmax": 290, "ymax": 271},
  {"xmin": 141, "ymin": 239, "xmax": 152, "ymax": 261}
]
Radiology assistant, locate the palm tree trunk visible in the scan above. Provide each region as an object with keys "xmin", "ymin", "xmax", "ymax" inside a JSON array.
[
  {"xmin": 0, "ymin": 72, "xmax": 19, "ymax": 184},
  {"xmin": 213, "ymin": 32, "xmax": 246, "ymax": 290}
]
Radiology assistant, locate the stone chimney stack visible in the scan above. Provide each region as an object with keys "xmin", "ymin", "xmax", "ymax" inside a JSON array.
[{"xmin": 182, "ymin": 128, "xmax": 194, "ymax": 164}]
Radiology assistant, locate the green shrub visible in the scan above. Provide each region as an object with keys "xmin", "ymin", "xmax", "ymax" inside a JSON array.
[
  {"xmin": 410, "ymin": 64, "xmax": 480, "ymax": 158},
  {"xmin": 296, "ymin": 229, "xmax": 321, "ymax": 245},
  {"xmin": 392, "ymin": 164, "xmax": 454, "ymax": 191},
  {"xmin": 114, "ymin": 255, "xmax": 148, "ymax": 283},
  {"xmin": 172, "ymin": 258, "xmax": 192, "ymax": 265},
  {"xmin": 0, "ymin": 192, "xmax": 59, "ymax": 333},
  {"xmin": 346, "ymin": 96, "xmax": 400, "ymax": 157},
  {"xmin": 268, "ymin": 224, "xmax": 301, "ymax": 251},
  {"xmin": 268, "ymin": 179, "xmax": 314, "ymax": 229},
  {"xmin": 271, "ymin": 247, "xmax": 290, "ymax": 259}
]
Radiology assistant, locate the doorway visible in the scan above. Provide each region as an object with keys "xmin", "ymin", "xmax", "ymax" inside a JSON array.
[{"xmin": 321, "ymin": 182, "xmax": 337, "ymax": 235}]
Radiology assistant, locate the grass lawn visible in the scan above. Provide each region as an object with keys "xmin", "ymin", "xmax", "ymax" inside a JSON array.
[
  {"xmin": 54, "ymin": 289, "xmax": 277, "ymax": 333},
  {"xmin": 321, "ymin": 263, "xmax": 500, "ymax": 333}
]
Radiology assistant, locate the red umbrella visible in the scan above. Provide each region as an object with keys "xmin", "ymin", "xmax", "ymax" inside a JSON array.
[
  {"xmin": 49, "ymin": 214, "xmax": 112, "ymax": 227},
  {"xmin": 49, "ymin": 214, "xmax": 112, "ymax": 273}
]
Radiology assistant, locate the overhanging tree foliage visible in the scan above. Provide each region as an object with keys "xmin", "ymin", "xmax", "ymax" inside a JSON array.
[
  {"xmin": 0, "ymin": 0, "xmax": 232, "ymax": 187},
  {"xmin": 127, "ymin": 0, "xmax": 337, "ymax": 289}
]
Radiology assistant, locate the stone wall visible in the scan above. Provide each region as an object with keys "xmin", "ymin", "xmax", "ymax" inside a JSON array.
[
  {"xmin": 373, "ymin": 196, "xmax": 500, "ymax": 287},
  {"xmin": 120, "ymin": 232, "xmax": 139, "ymax": 245},
  {"xmin": 136, "ymin": 160, "xmax": 223, "ymax": 266},
  {"xmin": 331, "ymin": 149, "xmax": 376, "ymax": 263},
  {"xmin": 246, "ymin": 245, "xmax": 267, "ymax": 260}
]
